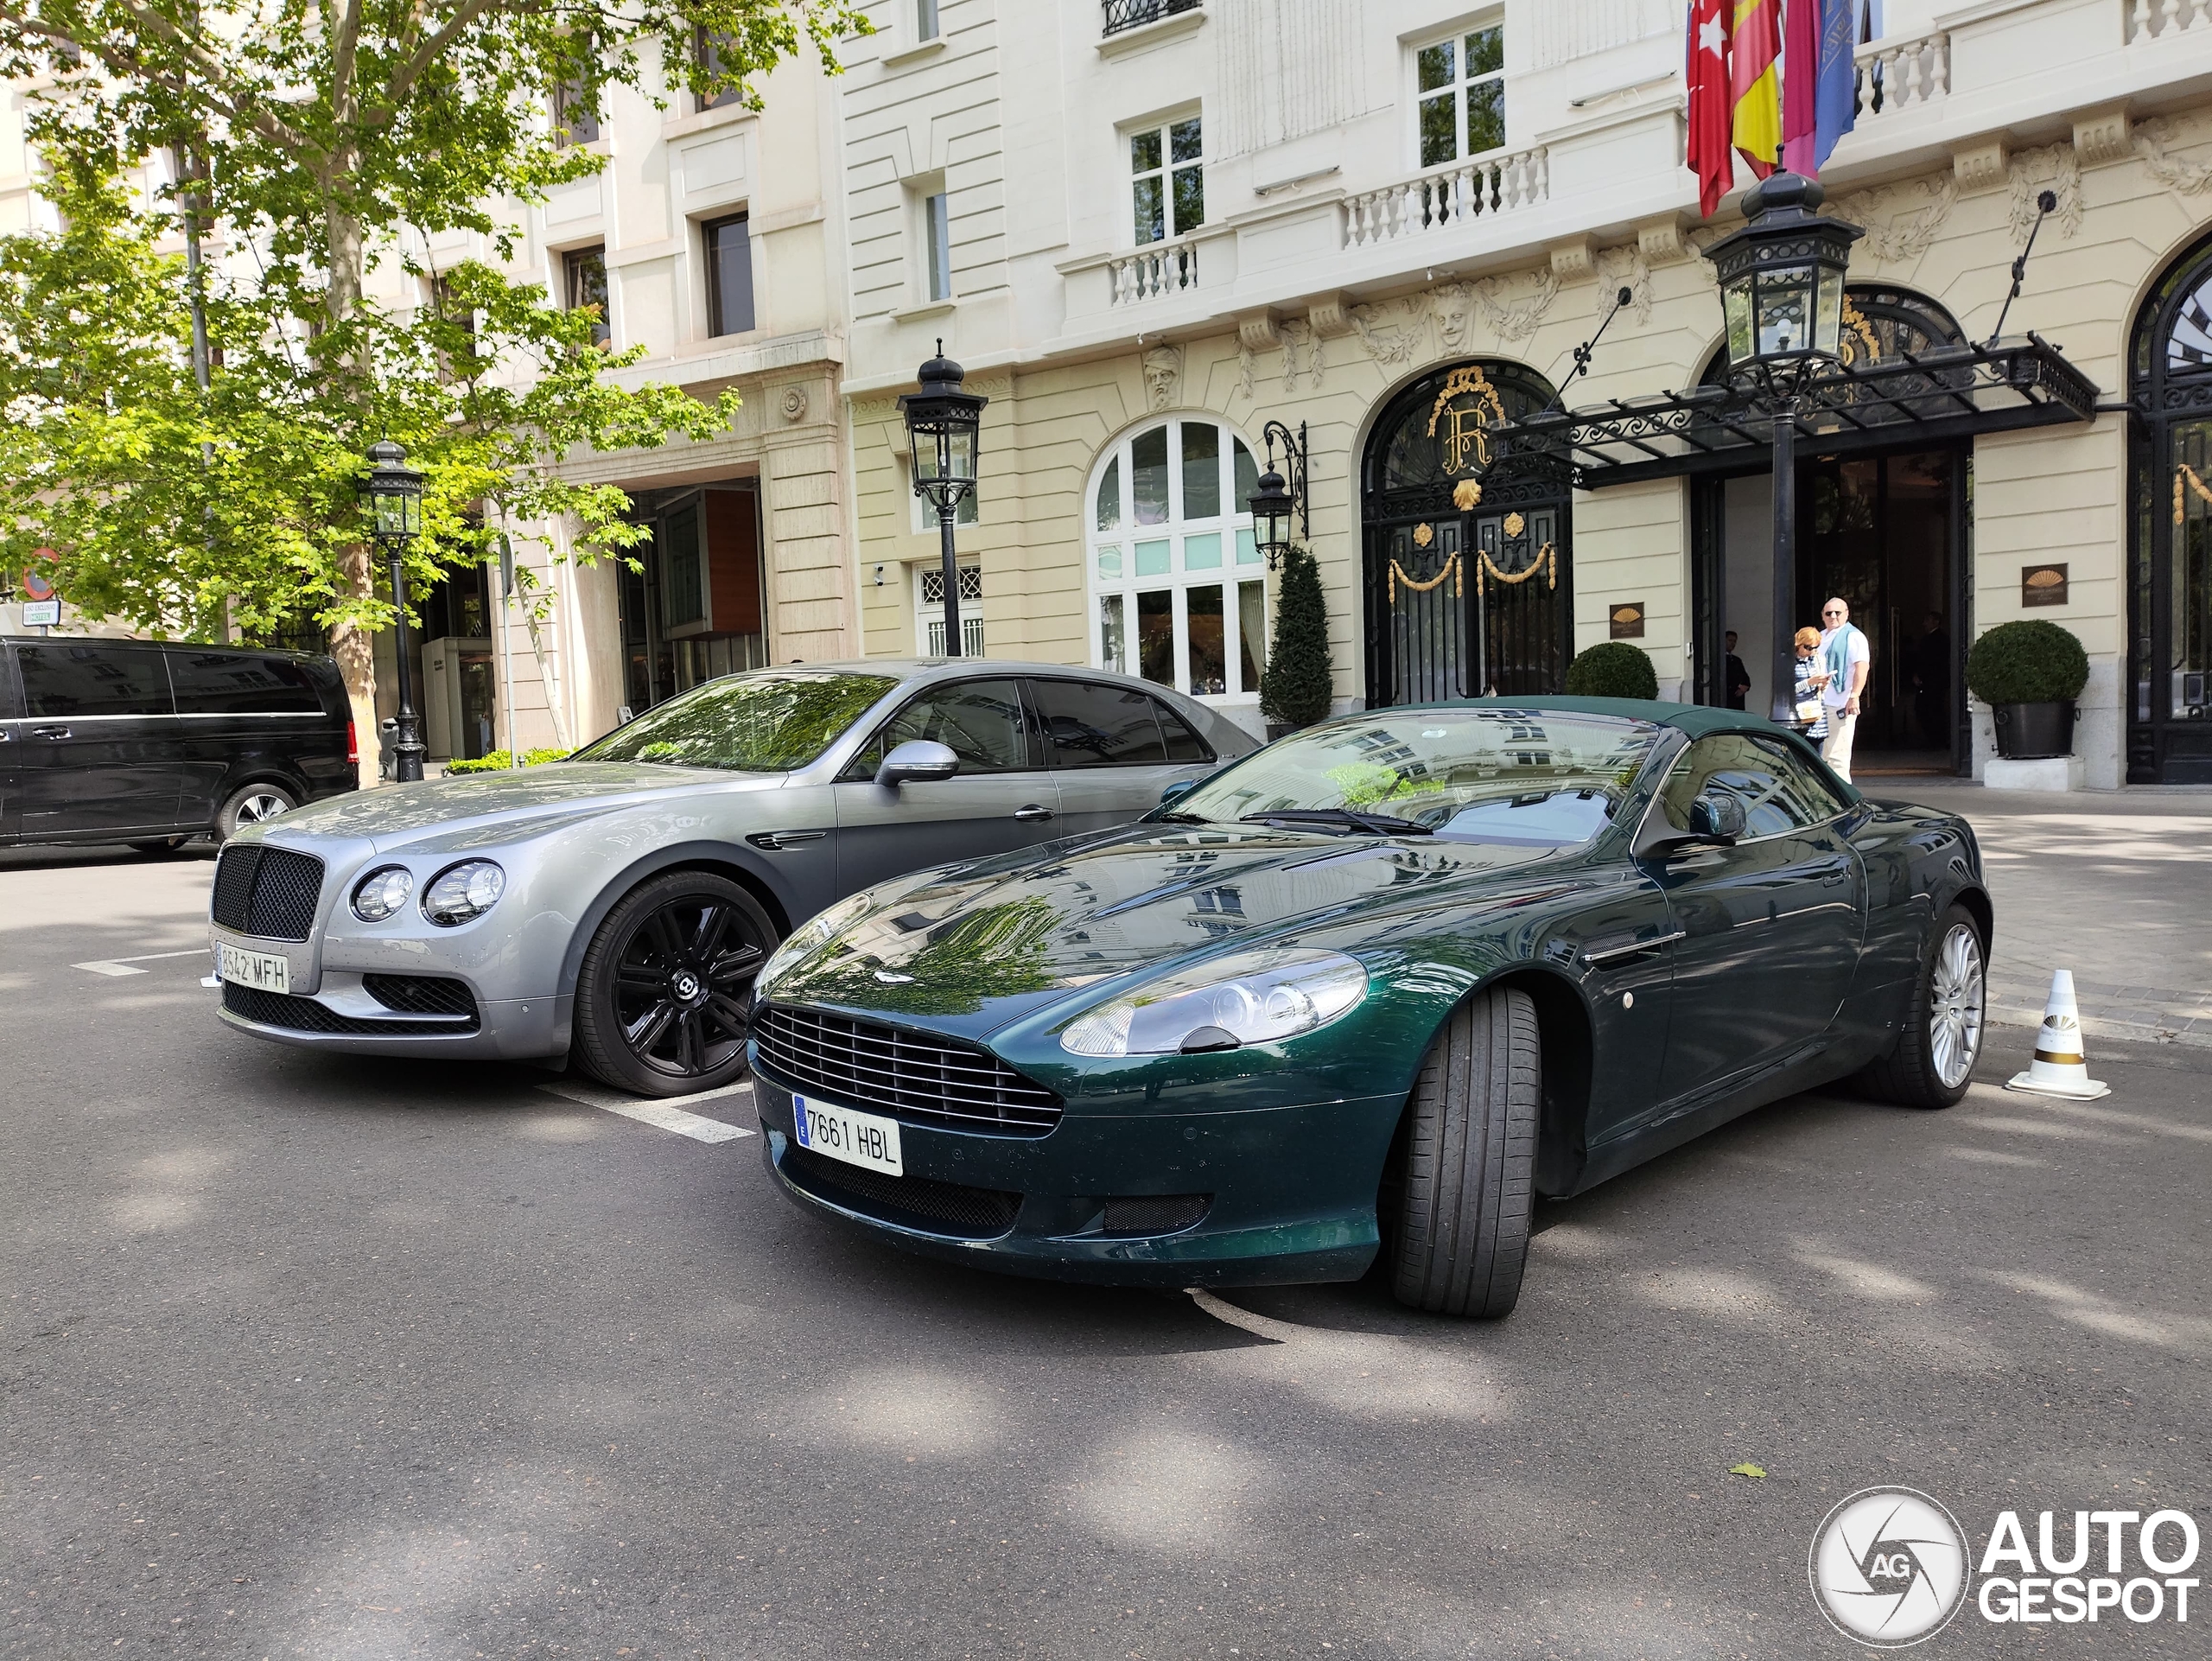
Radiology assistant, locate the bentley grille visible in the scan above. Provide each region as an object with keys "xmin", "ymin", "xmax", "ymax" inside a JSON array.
[{"xmin": 210, "ymin": 845, "xmax": 325, "ymax": 941}]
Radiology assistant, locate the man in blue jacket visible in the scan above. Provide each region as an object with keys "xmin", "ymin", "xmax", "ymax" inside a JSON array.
[{"xmin": 1817, "ymin": 596, "xmax": 1872, "ymax": 781}]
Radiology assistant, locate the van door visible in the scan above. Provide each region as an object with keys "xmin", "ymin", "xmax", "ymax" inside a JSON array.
[
  {"xmin": 13, "ymin": 640, "xmax": 183, "ymax": 837},
  {"xmin": 0, "ymin": 646, "xmax": 23, "ymax": 840},
  {"xmin": 165, "ymin": 647, "xmax": 328, "ymax": 825}
]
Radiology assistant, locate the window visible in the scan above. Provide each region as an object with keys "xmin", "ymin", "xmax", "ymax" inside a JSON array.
[
  {"xmin": 15, "ymin": 642, "xmax": 173, "ymax": 717},
  {"xmin": 1033, "ymin": 679, "xmax": 1211, "ymax": 768},
  {"xmin": 841, "ymin": 678, "xmax": 1030, "ymax": 778},
  {"xmin": 552, "ymin": 78, "xmax": 598, "ymax": 146},
  {"xmin": 423, "ymin": 274, "xmax": 477, "ymax": 377},
  {"xmin": 917, "ymin": 563, "xmax": 984, "ymax": 656},
  {"xmin": 1415, "ymin": 22, "xmax": 1504, "ymax": 169},
  {"xmin": 563, "ymin": 246, "xmax": 609, "ymax": 347},
  {"xmin": 1088, "ymin": 418, "xmax": 1265, "ymax": 703},
  {"xmin": 916, "ymin": 0, "xmax": 940, "ymax": 41},
  {"xmin": 922, "ymin": 191, "xmax": 952, "ymax": 302},
  {"xmin": 166, "ymin": 651, "xmax": 323, "ymax": 715},
  {"xmin": 1130, "ymin": 117, "xmax": 1202, "ymax": 245},
  {"xmin": 1658, "ymin": 735, "xmax": 1847, "ymax": 839},
  {"xmin": 694, "ymin": 27, "xmax": 744, "ymax": 111},
  {"xmin": 702, "ymin": 213, "xmax": 754, "ymax": 336}
]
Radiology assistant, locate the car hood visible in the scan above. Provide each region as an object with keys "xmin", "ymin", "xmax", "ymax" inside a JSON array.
[
  {"xmin": 766, "ymin": 822, "xmax": 1588, "ymax": 1041},
  {"xmin": 265, "ymin": 761, "xmax": 786, "ymax": 851}
]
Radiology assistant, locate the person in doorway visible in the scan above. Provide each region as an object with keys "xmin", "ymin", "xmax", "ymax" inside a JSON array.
[
  {"xmin": 1790, "ymin": 627, "xmax": 1830, "ymax": 743},
  {"xmin": 1724, "ymin": 631, "xmax": 1752, "ymax": 710},
  {"xmin": 1911, "ymin": 610, "xmax": 1951, "ymax": 748},
  {"xmin": 1818, "ymin": 596, "xmax": 1872, "ymax": 780}
]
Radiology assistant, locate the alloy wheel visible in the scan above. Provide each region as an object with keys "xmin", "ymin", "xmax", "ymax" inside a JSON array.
[
  {"xmin": 610, "ymin": 894, "xmax": 765, "ymax": 1079},
  {"xmin": 1928, "ymin": 922, "xmax": 1985, "ymax": 1090},
  {"xmin": 236, "ymin": 791, "xmax": 291, "ymax": 825}
]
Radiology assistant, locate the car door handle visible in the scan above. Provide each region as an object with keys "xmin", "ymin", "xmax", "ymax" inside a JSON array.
[
  {"xmin": 1582, "ymin": 930, "xmax": 1684, "ymax": 966},
  {"xmin": 29, "ymin": 724, "xmax": 71, "ymax": 740},
  {"xmin": 1014, "ymin": 805, "xmax": 1055, "ymax": 823}
]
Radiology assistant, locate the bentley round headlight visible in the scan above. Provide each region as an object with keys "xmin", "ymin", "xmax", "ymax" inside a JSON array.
[
  {"xmin": 755, "ymin": 892, "xmax": 873, "ymax": 998},
  {"xmin": 1060, "ymin": 947, "xmax": 1369, "ymax": 1058},
  {"xmin": 351, "ymin": 866, "xmax": 415, "ymax": 923},
  {"xmin": 422, "ymin": 860, "xmax": 505, "ymax": 926}
]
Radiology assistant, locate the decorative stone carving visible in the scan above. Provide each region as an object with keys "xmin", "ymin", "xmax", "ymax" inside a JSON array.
[
  {"xmin": 849, "ymin": 397, "xmax": 900, "ymax": 424},
  {"xmin": 1549, "ymin": 238, "xmax": 1594, "ymax": 283},
  {"xmin": 2134, "ymin": 116, "xmax": 2212, "ymax": 195},
  {"xmin": 778, "ymin": 385, "xmax": 808, "ymax": 423},
  {"xmin": 1637, "ymin": 218, "xmax": 1690, "ymax": 267},
  {"xmin": 1471, "ymin": 266, "xmax": 1560, "ymax": 344},
  {"xmin": 1280, "ymin": 319, "xmax": 1319, "ymax": 391},
  {"xmin": 1430, "ymin": 283, "xmax": 1478, "ymax": 356},
  {"xmin": 1594, "ymin": 245, "xmax": 1653, "ymax": 325},
  {"xmin": 1954, "ymin": 139, "xmax": 2009, "ymax": 196},
  {"xmin": 2008, "ymin": 143, "xmax": 2083, "ymax": 245},
  {"xmin": 1141, "ymin": 343, "xmax": 1183, "ymax": 411},
  {"xmin": 1236, "ymin": 309, "xmax": 1281, "ymax": 350},
  {"xmin": 1348, "ymin": 296, "xmax": 1425, "ymax": 366},
  {"xmin": 2073, "ymin": 104, "xmax": 2133, "ymax": 169},
  {"xmin": 1831, "ymin": 173, "xmax": 1957, "ymax": 264},
  {"xmin": 1307, "ymin": 292, "xmax": 1355, "ymax": 340}
]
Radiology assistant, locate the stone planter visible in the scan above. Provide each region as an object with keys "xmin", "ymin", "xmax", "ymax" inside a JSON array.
[{"xmin": 1992, "ymin": 700, "xmax": 2075, "ymax": 760}]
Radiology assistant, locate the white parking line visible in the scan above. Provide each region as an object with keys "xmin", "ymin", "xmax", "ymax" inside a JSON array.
[
  {"xmin": 73, "ymin": 949, "xmax": 211, "ymax": 977},
  {"xmin": 535, "ymin": 1079, "xmax": 757, "ymax": 1145}
]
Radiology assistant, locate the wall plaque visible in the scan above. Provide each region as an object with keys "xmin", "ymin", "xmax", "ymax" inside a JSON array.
[
  {"xmin": 2021, "ymin": 563, "xmax": 2069, "ymax": 607},
  {"xmin": 1610, "ymin": 601, "xmax": 1647, "ymax": 640}
]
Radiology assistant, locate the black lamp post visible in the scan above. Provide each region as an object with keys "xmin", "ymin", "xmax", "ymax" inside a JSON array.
[
  {"xmin": 899, "ymin": 342, "xmax": 988, "ymax": 658},
  {"xmin": 1702, "ymin": 167, "xmax": 1861, "ymax": 723},
  {"xmin": 363, "ymin": 438, "xmax": 428, "ymax": 782},
  {"xmin": 1245, "ymin": 419, "xmax": 1307, "ymax": 571}
]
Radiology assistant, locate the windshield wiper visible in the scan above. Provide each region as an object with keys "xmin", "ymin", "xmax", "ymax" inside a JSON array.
[
  {"xmin": 1240, "ymin": 808, "xmax": 1433, "ymax": 837},
  {"xmin": 1152, "ymin": 810, "xmax": 1214, "ymax": 825}
]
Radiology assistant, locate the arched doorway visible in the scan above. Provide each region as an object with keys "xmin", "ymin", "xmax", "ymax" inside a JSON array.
[
  {"xmin": 2128, "ymin": 234, "xmax": 2212, "ymax": 783},
  {"xmin": 1361, "ymin": 360, "xmax": 1571, "ymax": 707}
]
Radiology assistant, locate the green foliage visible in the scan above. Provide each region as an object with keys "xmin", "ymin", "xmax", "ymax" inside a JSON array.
[
  {"xmin": 0, "ymin": 0, "xmax": 865, "ymax": 652},
  {"xmin": 1259, "ymin": 544, "xmax": 1333, "ymax": 729},
  {"xmin": 1966, "ymin": 619, "xmax": 2089, "ymax": 704},
  {"xmin": 1563, "ymin": 641, "xmax": 1660, "ymax": 700},
  {"xmin": 444, "ymin": 747, "xmax": 572, "ymax": 774}
]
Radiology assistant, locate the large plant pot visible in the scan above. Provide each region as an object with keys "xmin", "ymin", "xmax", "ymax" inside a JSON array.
[{"xmin": 1992, "ymin": 700, "xmax": 2075, "ymax": 760}]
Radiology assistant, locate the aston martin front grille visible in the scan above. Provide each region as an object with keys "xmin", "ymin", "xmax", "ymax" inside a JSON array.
[
  {"xmin": 209, "ymin": 844, "xmax": 324, "ymax": 940},
  {"xmin": 752, "ymin": 1004, "xmax": 1062, "ymax": 1137}
]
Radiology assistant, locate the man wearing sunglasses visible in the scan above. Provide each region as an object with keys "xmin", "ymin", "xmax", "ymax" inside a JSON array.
[{"xmin": 1816, "ymin": 596, "xmax": 1871, "ymax": 781}]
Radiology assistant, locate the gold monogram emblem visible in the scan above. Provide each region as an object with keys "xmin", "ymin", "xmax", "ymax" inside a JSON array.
[
  {"xmin": 1837, "ymin": 297, "xmax": 1880, "ymax": 367},
  {"xmin": 1411, "ymin": 522, "xmax": 1434, "ymax": 549},
  {"xmin": 1426, "ymin": 366, "xmax": 1508, "ymax": 477},
  {"xmin": 1503, "ymin": 512, "xmax": 1525, "ymax": 538}
]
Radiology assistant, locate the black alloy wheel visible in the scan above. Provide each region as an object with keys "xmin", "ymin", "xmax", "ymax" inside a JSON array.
[{"xmin": 574, "ymin": 871, "xmax": 778, "ymax": 1097}]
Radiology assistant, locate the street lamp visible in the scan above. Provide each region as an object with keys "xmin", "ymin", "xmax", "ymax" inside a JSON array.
[
  {"xmin": 1702, "ymin": 167, "xmax": 1862, "ymax": 723},
  {"xmin": 362, "ymin": 437, "xmax": 428, "ymax": 783},
  {"xmin": 899, "ymin": 342, "xmax": 988, "ymax": 658},
  {"xmin": 1245, "ymin": 419, "xmax": 1307, "ymax": 571}
]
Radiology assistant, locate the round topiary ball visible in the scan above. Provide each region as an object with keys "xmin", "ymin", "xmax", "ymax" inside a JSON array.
[
  {"xmin": 1563, "ymin": 640, "xmax": 1660, "ymax": 700},
  {"xmin": 1965, "ymin": 619, "xmax": 2088, "ymax": 705}
]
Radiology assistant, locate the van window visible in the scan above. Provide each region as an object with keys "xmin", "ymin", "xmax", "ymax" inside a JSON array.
[
  {"xmin": 1034, "ymin": 679, "xmax": 1169, "ymax": 767},
  {"xmin": 168, "ymin": 650, "xmax": 325, "ymax": 715},
  {"xmin": 15, "ymin": 642, "xmax": 174, "ymax": 717}
]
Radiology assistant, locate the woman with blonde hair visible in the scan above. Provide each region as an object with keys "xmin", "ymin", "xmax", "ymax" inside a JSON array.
[{"xmin": 1790, "ymin": 627, "xmax": 1830, "ymax": 741}]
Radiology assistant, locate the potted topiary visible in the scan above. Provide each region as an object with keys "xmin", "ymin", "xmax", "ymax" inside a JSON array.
[
  {"xmin": 1562, "ymin": 640, "xmax": 1660, "ymax": 700},
  {"xmin": 1259, "ymin": 544, "xmax": 1333, "ymax": 737},
  {"xmin": 1966, "ymin": 619, "xmax": 2088, "ymax": 759}
]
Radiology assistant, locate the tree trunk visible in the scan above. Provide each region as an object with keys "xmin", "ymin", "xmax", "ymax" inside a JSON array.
[
  {"xmin": 321, "ymin": 154, "xmax": 381, "ymax": 787},
  {"xmin": 332, "ymin": 541, "xmax": 380, "ymax": 788}
]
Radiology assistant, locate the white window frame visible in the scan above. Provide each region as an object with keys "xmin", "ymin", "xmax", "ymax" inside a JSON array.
[
  {"xmin": 923, "ymin": 189, "xmax": 952, "ymax": 302},
  {"xmin": 916, "ymin": 563, "xmax": 984, "ymax": 657},
  {"xmin": 1127, "ymin": 113, "xmax": 1204, "ymax": 247},
  {"xmin": 1409, "ymin": 14, "xmax": 1506, "ymax": 169},
  {"xmin": 1084, "ymin": 416, "xmax": 1267, "ymax": 710},
  {"xmin": 916, "ymin": 0, "xmax": 940, "ymax": 42}
]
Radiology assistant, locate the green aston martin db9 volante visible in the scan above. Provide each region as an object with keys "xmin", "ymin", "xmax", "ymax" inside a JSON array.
[{"xmin": 746, "ymin": 698, "xmax": 1990, "ymax": 1318}]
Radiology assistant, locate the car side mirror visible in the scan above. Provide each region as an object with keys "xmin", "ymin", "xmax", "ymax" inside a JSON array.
[
  {"xmin": 1160, "ymin": 778, "xmax": 1198, "ymax": 808},
  {"xmin": 875, "ymin": 738, "xmax": 958, "ymax": 789},
  {"xmin": 1688, "ymin": 792, "xmax": 1746, "ymax": 845}
]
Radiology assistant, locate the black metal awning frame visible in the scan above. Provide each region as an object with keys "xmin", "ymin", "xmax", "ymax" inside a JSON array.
[{"xmin": 1490, "ymin": 334, "xmax": 2101, "ymax": 491}]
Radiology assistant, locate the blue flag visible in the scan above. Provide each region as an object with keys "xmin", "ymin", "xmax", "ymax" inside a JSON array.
[{"xmin": 1813, "ymin": 0, "xmax": 1864, "ymax": 170}]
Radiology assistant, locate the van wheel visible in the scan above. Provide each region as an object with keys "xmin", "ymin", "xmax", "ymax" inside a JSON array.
[
  {"xmin": 128, "ymin": 837, "xmax": 192, "ymax": 856},
  {"xmin": 216, "ymin": 783, "xmax": 296, "ymax": 843},
  {"xmin": 574, "ymin": 872, "xmax": 777, "ymax": 1098},
  {"xmin": 1389, "ymin": 987, "xmax": 1540, "ymax": 1320}
]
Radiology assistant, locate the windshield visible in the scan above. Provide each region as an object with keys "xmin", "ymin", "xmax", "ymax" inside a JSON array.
[
  {"xmin": 1177, "ymin": 708, "xmax": 1660, "ymax": 849},
  {"xmin": 574, "ymin": 671, "xmax": 899, "ymax": 773}
]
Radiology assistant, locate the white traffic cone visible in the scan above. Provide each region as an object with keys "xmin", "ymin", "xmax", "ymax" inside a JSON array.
[{"xmin": 2005, "ymin": 970, "xmax": 2109, "ymax": 1101}]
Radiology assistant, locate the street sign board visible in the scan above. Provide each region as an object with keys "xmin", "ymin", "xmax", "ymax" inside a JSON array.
[{"xmin": 21, "ymin": 599, "xmax": 60, "ymax": 625}]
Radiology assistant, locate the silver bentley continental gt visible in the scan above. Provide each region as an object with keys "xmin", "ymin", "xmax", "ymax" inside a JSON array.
[{"xmin": 206, "ymin": 659, "xmax": 1255, "ymax": 1095}]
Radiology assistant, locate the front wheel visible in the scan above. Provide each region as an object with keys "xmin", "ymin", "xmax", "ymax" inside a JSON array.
[
  {"xmin": 1389, "ymin": 987, "xmax": 1540, "ymax": 1320},
  {"xmin": 573, "ymin": 871, "xmax": 777, "ymax": 1098},
  {"xmin": 216, "ymin": 782, "xmax": 296, "ymax": 843},
  {"xmin": 1857, "ymin": 904, "xmax": 1986, "ymax": 1109}
]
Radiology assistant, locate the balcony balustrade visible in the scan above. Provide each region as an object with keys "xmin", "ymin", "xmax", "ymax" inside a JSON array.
[
  {"xmin": 1854, "ymin": 30, "xmax": 1950, "ymax": 119},
  {"xmin": 1103, "ymin": 0, "xmax": 1199, "ymax": 38},
  {"xmin": 1341, "ymin": 145, "xmax": 1548, "ymax": 251},
  {"xmin": 1108, "ymin": 237, "xmax": 1200, "ymax": 306}
]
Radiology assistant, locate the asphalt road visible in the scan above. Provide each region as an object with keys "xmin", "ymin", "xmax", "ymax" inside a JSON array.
[{"xmin": 3, "ymin": 843, "xmax": 2208, "ymax": 1659}]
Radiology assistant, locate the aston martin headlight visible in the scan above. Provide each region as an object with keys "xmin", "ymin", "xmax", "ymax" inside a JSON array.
[
  {"xmin": 422, "ymin": 860, "xmax": 505, "ymax": 926},
  {"xmin": 755, "ymin": 893, "xmax": 873, "ymax": 997},
  {"xmin": 351, "ymin": 866, "xmax": 415, "ymax": 923},
  {"xmin": 1059, "ymin": 947, "xmax": 1369, "ymax": 1058}
]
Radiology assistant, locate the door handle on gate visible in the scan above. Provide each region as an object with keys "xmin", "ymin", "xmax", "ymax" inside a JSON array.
[
  {"xmin": 1014, "ymin": 804, "xmax": 1055, "ymax": 823},
  {"xmin": 29, "ymin": 725, "xmax": 71, "ymax": 740}
]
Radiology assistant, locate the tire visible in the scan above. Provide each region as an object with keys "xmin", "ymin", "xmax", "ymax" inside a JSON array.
[
  {"xmin": 1856, "ymin": 903, "xmax": 1986, "ymax": 1110},
  {"xmin": 128, "ymin": 836, "xmax": 192, "ymax": 856},
  {"xmin": 1390, "ymin": 987, "xmax": 1540, "ymax": 1319},
  {"xmin": 573, "ymin": 871, "xmax": 778, "ymax": 1098},
  {"xmin": 215, "ymin": 782, "xmax": 297, "ymax": 843}
]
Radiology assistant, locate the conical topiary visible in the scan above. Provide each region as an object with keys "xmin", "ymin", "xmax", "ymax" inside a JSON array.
[{"xmin": 1260, "ymin": 544, "xmax": 1334, "ymax": 729}]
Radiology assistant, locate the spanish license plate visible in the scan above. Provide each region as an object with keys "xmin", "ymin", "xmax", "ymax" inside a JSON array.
[
  {"xmin": 215, "ymin": 941, "xmax": 290, "ymax": 996},
  {"xmin": 791, "ymin": 1093, "xmax": 902, "ymax": 1176}
]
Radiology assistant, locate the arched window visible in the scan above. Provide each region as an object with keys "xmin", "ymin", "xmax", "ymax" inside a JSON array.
[{"xmin": 1086, "ymin": 417, "xmax": 1264, "ymax": 705}]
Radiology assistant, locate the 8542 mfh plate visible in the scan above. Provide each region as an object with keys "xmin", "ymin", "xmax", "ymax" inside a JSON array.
[
  {"xmin": 215, "ymin": 941, "xmax": 290, "ymax": 996},
  {"xmin": 792, "ymin": 1093, "xmax": 903, "ymax": 1176}
]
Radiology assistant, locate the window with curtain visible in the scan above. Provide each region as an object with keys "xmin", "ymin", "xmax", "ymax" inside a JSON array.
[{"xmin": 1087, "ymin": 418, "xmax": 1266, "ymax": 705}]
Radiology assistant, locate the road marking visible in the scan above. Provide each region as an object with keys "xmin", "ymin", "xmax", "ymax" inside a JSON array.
[
  {"xmin": 73, "ymin": 949, "xmax": 211, "ymax": 977},
  {"xmin": 536, "ymin": 1079, "xmax": 756, "ymax": 1145}
]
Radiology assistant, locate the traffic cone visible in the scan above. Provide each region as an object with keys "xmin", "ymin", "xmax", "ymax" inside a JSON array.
[{"xmin": 2005, "ymin": 970, "xmax": 2110, "ymax": 1101}]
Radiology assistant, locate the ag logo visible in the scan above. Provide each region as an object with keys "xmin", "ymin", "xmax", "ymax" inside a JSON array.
[{"xmin": 1809, "ymin": 1487, "xmax": 1971, "ymax": 1647}]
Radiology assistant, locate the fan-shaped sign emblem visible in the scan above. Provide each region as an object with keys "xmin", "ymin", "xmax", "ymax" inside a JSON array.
[{"xmin": 1808, "ymin": 1487, "xmax": 1971, "ymax": 1646}]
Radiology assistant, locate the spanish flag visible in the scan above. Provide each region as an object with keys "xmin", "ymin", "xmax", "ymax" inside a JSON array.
[{"xmin": 1731, "ymin": 0, "xmax": 1783, "ymax": 179}]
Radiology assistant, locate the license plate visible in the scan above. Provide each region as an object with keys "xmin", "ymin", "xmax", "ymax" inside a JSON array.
[
  {"xmin": 791, "ymin": 1093, "xmax": 902, "ymax": 1176},
  {"xmin": 215, "ymin": 941, "xmax": 290, "ymax": 996}
]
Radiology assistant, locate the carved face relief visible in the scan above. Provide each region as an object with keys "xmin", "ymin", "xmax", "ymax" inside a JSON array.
[
  {"xmin": 1433, "ymin": 285, "xmax": 1476, "ymax": 355},
  {"xmin": 1141, "ymin": 345, "xmax": 1182, "ymax": 411}
]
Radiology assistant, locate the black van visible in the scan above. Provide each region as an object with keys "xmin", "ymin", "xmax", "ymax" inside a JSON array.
[{"xmin": 0, "ymin": 636, "xmax": 357, "ymax": 850}]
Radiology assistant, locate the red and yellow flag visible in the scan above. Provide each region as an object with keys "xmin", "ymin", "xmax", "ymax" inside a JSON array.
[{"xmin": 1731, "ymin": 0, "xmax": 1783, "ymax": 179}]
